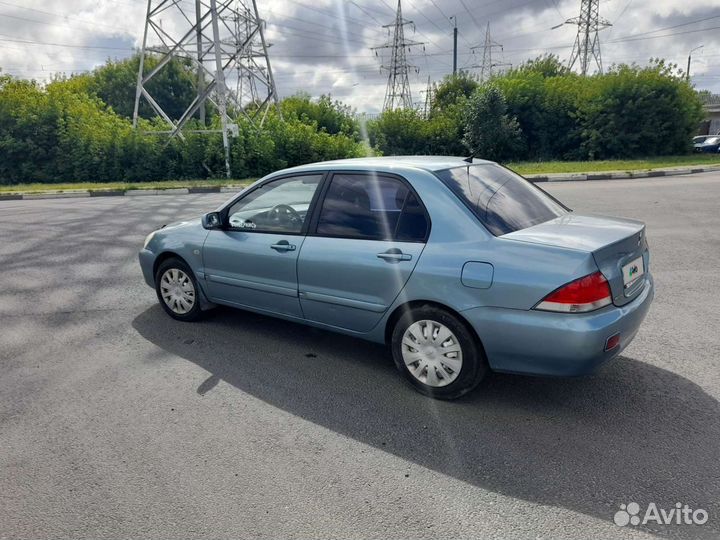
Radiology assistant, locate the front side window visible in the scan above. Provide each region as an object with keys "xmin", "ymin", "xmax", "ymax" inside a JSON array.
[
  {"xmin": 435, "ymin": 164, "xmax": 568, "ymax": 236},
  {"xmin": 316, "ymin": 173, "xmax": 429, "ymax": 242},
  {"xmin": 227, "ymin": 174, "xmax": 322, "ymax": 234}
]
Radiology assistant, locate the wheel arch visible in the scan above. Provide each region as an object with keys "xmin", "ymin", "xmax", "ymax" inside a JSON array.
[
  {"xmin": 384, "ymin": 300, "xmax": 486, "ymax": 355},
  {"xmin": 152, "ymin": 251, "xmax": 188, "ymax": 280},
  {"xmin": 152, "ymin": 251, "xmax": 215, "ymax": 311}
]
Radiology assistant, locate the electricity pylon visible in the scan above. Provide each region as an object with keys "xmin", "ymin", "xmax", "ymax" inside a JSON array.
[
  {"xmin": 563, "ymin": 0, "xmax": 611, "ymax": 75},
  {"xmin": 470, "ymin": 22, "xmax": 509, "ymax": 83},
  {"xmin": 421, "ymin": 76, "xmax": 432, "ymax": 117},
  {"xmin": 230, "ymin": 3, "xmax": 278, "ymax": 122},
  {"xmin": 371, "ymin": 0, "xmax": 425, "ymax": 111},
  {"xmin": 133, "ymin": 0, "xmax": 280, "ymax": 177}
]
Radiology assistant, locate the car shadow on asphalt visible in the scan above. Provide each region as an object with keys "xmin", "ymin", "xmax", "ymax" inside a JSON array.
[{"xmin": 133, "ymin": 304, "xmax": 720, "ymax": 538}]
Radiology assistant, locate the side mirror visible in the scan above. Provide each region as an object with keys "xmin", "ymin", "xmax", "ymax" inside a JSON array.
[{"xmin": 202, "ymin": 212, "xmax": 223, "ymax": 230}]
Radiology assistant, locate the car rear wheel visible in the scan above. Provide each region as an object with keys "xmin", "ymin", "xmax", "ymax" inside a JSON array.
[
  {"xmin": 155, "ymin": 258, "xmax": 203, "ymax": 322},
  {"xmin": 391, "ymin": 305, "xmax": 487, "ymax": 399}
]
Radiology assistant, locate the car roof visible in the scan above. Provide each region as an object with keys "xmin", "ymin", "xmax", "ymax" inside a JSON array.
[{"xmin": 274, "ymin": 156, "xmax": 496, "ymax": 175}]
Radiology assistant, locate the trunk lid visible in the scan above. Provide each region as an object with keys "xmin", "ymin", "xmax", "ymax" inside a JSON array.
[{"xmin": 502, "ymin": 213, "xmax": 649, "ymax": 306}]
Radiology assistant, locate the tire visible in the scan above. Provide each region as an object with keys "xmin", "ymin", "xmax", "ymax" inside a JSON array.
[
  {"xmin": 155, "ymin": 257, "xmax": 203, "ymax": 322},
  {"xmin": 391, "ymin": 305, "xmax": 487, "ymax": 399}
]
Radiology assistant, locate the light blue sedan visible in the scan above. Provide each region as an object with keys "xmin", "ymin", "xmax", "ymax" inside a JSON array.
[{"xmin": 139, "ymin": 157, "xmax": 654, "ymax": 399}]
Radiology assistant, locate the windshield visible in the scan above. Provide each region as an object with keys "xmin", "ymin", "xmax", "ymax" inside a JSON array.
[
  {"xmin": 705, "ymin": 137, "xmax": 720, "ymax": 144},
  {"xmin": 435, "ymin": 163, "xmax": 569, "ymax": 236}
]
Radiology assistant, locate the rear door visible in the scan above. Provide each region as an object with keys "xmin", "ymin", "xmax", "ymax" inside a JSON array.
[
  {"xmin": 297, "ymin": 172, "xmax": 429, "ymax": 332},
  {"xmin": 202, "ymin": 173, "xmax": 323, "ymax": 317}
]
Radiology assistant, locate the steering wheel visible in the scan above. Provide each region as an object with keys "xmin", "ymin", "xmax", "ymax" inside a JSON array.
[{"xmin": 268, "ymin": 204, "xmax": 302, "ymax": 226}]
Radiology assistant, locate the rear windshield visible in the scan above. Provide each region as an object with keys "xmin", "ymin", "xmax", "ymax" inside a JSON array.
[{"xmin": 435, "ymin": 164, "xmax": 569, "ymax": 236}]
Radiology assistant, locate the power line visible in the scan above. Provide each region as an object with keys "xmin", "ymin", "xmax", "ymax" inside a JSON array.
[
  {"xmin": 0, "ymin": 34, "xmax": 133, "ymax": 51},
  {"xmin": 266, "ymin": 11, "xmax": 384, "ymax": 43},
  {"xmin": 610, "ymin": 20, "xmax": 718, "ymax": 46},
  {"xmin": 347, "ymin": 0, "xmax": 385, "ymax": 26},
  {"xmin": 427, "ymin": 0, "xmax": 452, "ymax": 23},
  {"xmin": 3, "ymin": 17, "xmax": 717, "ymax": 59},
  {"xmin": 402, "ymin": 0, "xmax": 449, "ymax": 49},
  {"xmin": 607, "ymin": 24, "xmax": 720, "ymax": 44},
  {"xmin": 610, "ymin": 13, "xmax": 720, "ymax": 41},
  {"xmin": 458, "ymin": 0, "xmax": 481, "ymax": 29},
  {"xmin": 287, "ymin": 0, "xmax": 383, "ymax": 29},
  {"xmin": 267, "ymin": 21, "xmax": 372, "ymax": 47},
  {"xmin": 0, "ymin": 10, "xmax": 133, "ymax": 36},
  {"xmin": 0, "ymin": 0, "xmax": 136, "ymax": 33}
]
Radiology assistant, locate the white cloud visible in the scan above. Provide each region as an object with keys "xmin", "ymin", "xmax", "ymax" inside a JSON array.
[{"xmin": 0, "ymin": 0, "xmax": 718, "ymax": 111}]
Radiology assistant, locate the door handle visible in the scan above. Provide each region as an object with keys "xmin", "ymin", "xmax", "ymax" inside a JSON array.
[
  {"xmin": 377, "ymin": 249, "xmax": 412, "ymax": 262},
  {"xmin": 271, "ymin": 240, "xmax": 296, "ymax": 252}
]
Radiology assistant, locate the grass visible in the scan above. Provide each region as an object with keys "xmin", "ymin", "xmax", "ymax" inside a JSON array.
[
  {"xmin": 0, "ymin": 178, "xmax": 255, "ymax": 194},
  {"xmin": 2, "ymin": 154, "xmax": 720, "ymax": 194},
  {"xmin": 509, "ymin": 154, "xmax": 720, "ymax": 175}
]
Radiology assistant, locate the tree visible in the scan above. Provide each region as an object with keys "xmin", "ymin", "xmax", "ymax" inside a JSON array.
[
  {"xmin": 431, "ymin": 72, "xmax": 478, "ymax": 116},
  {"xmin": 463, "ymin": 85, "xmax": 523, "ymax": 161},
  {"xmin": 69, "ymin": 53, "xmax": 201, "ymax": 121},
  {"xmin": 281, "ymin": 93, "xmax": 359, "ymax": 139},
  {"xmin": 575, "ymin": 62, "xmax": 704, "ymax": 159},
  {"xmin": 368, "ymin": 108, "xmax": 427, "ymax": 155},
  {"xmin": 510, "ymin": 54, "xmax": 569, "ymax": 78}
]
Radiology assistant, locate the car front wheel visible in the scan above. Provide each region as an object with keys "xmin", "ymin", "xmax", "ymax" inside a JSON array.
[
  {"xmin": 391, "ymin": 305, "xmax": 487, "ymax": 399},
  {"xmin": 155, "ymin": 257, "xmax": 203, "ymax": 322}
]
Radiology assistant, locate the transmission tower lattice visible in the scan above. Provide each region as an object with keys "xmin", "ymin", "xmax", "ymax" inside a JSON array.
[
  {"xmin": 564, "ymin": 0, "xmax": 611, "ymax": 75},
  {"xmin": 421, "ymin": 76, "xmax": 432, "ymax": 118},
  {"xmin": 371, "ymin": 0, "xmax": 425, "ymax": 111},
  {"xmin": 133, "ymin": 0, "xmax": 280, "ymax": 177},
  {"xmin": 470, "ymin": 23, "xmax": 509, "ymax": 83}
]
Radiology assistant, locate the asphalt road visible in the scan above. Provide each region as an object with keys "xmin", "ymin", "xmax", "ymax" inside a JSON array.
[{"xmin": 1, "ymin": 173, "xmax": 719, "ymax": 540}]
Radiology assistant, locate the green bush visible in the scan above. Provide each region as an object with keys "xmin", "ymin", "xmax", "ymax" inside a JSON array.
[
  {"xmin": 493, "ymin": 57, "xmax": 583, "ymax": 159},
  {"xmin": 370, "ymin": 58, "xmax": 703, "ymax": 162},
  {"xmin": 0, "ymin": 71, "xmax": 366, "ymax": 185},
  {"xmin": 575, "ymin": 61, "xmax": 703, "ymax": 159},
  {"xmin": 494, "ymin": 57, "xmax": 703, "ymax": 160},
  {"xmin": 463, "ymin": 85, "xmax": 523, "ymax": 161},
  {"xmin": 0, "ymin": 54, "xmax": 707, "ymax": 185},
  {"xmin": 281, "ymin": 93, "xmax": 360, "ymax": 139}
]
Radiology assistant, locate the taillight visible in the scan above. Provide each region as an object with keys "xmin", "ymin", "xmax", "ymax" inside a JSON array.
[{"xmin": 535, "ymin": 271, "xmax": 612, "ymax": 313}]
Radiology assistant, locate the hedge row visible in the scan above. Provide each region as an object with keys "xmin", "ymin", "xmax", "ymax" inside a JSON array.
[{"xmin": 0, "ymin": 55, "xmax": 705, "ymax": 184}]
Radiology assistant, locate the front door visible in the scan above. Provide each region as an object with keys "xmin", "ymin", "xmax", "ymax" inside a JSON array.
[
  {"xmin": 298, "ymin": 172, "xmax": 430, "ymax": 332},
  {"xmin": 202, "ymin": 173, "xmax": 323, "ymax": 317}
]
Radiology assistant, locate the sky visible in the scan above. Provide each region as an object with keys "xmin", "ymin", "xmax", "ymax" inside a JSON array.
[{"xmin": 0, "ymin": 0, "xmax": 719, "ymax": 113}]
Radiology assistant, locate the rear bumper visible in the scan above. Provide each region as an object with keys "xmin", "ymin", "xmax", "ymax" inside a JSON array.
[
  {"xmin": 138, "ymin": 249, "xmax": 156, "ymax": 288},
  {"xmin": 462, "ymin": 273, "xmax": 654, "ymax": 376}
]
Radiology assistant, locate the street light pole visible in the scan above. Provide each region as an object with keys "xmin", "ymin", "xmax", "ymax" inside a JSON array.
[
  {"xmin": 451, "ymin": 16, "xmax": 457, "ymax": 75},
  {"xmin": 687, "ymin": 45, "xmax": 703, "ymax": 82}
]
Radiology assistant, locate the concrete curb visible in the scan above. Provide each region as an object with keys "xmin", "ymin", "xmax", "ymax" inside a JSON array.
[
  {"xmin": 525, "ymin": 165, "xmax": 720, "ymax": 183},
  {"xmin": 1, "ymin": 165, "xmax": 719, "ymax": 200},
  {"xmin": 0, "ymin": 186, "xmax": 245, "ymax": 201}
]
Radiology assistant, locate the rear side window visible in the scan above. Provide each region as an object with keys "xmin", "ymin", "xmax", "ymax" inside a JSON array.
[
  {"xmin": 435, "ymin": 164, "xmax": 568, "ymax": 236},
  {"xmin": 316, "ymin": 173, "xmax": 429, "ymax": 242}
]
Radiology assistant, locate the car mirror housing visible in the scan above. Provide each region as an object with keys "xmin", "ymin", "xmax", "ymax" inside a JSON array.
[{"xmin": 202, "ymin": 211, "xmax": 223, "ymax": 230}]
